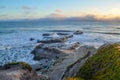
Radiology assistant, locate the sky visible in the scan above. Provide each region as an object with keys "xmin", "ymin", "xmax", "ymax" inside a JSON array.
[{"xmin": 0, "ymin": 0, "xmax": 120, "ymax": 21}]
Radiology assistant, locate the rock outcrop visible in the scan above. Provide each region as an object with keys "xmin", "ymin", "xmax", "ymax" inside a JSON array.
[
  {"xmin": 32, "ymin": 44, "xmax": 68, "ymax": 60},
  {"xmin": 74, "ymin": 30, "xmax": 83, "ymax": 35},
  {"xmin": 38, "ymin": 35, "xmax": 73, "ymax": 43},
  {"xmin": 0, "ymin": 62, "xmax": 50, "ymax": 80},
  {"xmin": 42, "ymin": 33, "xmax": 51, "ymax": 36}
]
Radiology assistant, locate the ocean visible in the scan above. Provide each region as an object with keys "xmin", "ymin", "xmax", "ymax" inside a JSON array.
[
  {"xmin": 0, "ymin": 21, "xmax": 120, "ymax": 34},
  {"xmin": 0, "ymin": 21, "xmax": 120, "ymax": 66}
]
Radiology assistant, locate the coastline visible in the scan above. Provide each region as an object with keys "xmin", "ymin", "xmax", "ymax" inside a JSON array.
[
  {"xmin": 0, "ymin": 29, "xmax": 120, "ymax": 80},
  {"xmin": 0, "ymin": 29, "xmax": 120, "ymax": 66}
]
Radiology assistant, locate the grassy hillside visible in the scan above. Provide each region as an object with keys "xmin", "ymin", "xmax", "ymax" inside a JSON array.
[{"xmin": 67, "ymin": 43, "xmax": 120, "ymax": 80}]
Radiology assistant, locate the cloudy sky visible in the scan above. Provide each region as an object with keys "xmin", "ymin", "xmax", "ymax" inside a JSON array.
[{"xmin": 0, "ymin": 0, "xmax": 120, "ymax": 20}]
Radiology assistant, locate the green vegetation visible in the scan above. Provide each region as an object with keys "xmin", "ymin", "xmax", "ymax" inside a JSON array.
[
  {"xmin": 67, "ymin": 43, "xmax": 120, "ymax": 80},
  {"xmin": 76, "ymin": 43, "xmax": 120, "ymax": 80},
  {"xmin": 4, "ymin": 62, "xmax": 32, "ymax": 71}
]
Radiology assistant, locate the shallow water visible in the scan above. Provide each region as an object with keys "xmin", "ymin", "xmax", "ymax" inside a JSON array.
[{"xmin": 0, "ymin": 21, "xmax": 120, "ymax": 65}]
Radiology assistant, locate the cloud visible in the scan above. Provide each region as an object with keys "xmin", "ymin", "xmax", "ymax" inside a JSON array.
[
  {"xmin": 0, "ymin": 10, "xmax": 120, "ymax": 23},
  {"xmin": 55, "ymin": 9, "xmax": 62, "ymax": 13},
  {"xmin": 46, "ymin": 9, "xmax": 64, "ymax": 19},
  {"xmin": 40, "ymin": 13, "xmax": 120, "ymax": 22}
]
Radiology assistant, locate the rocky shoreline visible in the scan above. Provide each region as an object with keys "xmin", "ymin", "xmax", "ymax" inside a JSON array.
[
  {"xmin": 0, "ymin": 30, "xmax": 120, "ymax": 80},
  {"xmin": 31, "ymin": 31, "xmax": 83, "ymax": 72},
  {"xmin": 29, "ymin": 31, "xmax": 97, "ymax": 80}
]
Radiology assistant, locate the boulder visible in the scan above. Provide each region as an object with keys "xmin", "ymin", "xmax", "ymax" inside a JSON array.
[
  {"xmin": 42, "ymin": 33, "xmax": 50, "ymax": 36},
  {"xmin": 74, "ymin": 30, "xmax": 83, "ymax": 35},
  {"xmin": 30, "ymin": 38, "xmax": 35, "ymax": 41},
  {"xmin": 0, "ymin": 62, "xmax": 49, "ymax": 80}
]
